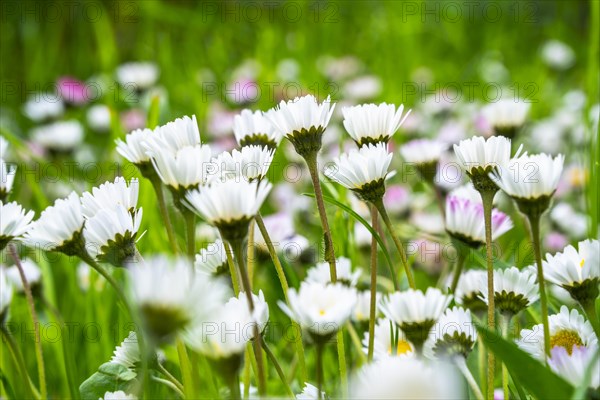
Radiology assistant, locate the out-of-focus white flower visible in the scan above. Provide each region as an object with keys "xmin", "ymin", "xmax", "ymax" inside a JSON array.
[
  {"xmin": 424, "ymin": 307, "xmax": 477, "ymax": 360},
  {"xmin": 31, "ymin": 121, "xmax": 84, "ymax": 152},
  {"xmin": 343, "ymin": 75, "xmax": 382, "ymax": 101},
  {"xmin": 23, "ymin": 93, "xmax": 64, "ymax": 122},
  {"xmin": 453, "ymin": 270, "xmax": 488, "ymax": 314},
  {"xmin": 296, "ymin": 383, "xmax": 324, "ymax": 400},
  {"xmin": 399, "ymin": 139, "xmax": 447, "ymax": 166},
  {"xmin": 342, "ymin": 103, "xmax": 410, "ymax": 146},
  {"xmin": 233, "ymin": 109, "xmax": 282, "ymax": 149},
  {"xmin": 0, "ymin": 268, "xmax": 12, "ymax": 321},
  {"xmin": 87, "ymin": 104, "xmax": 112, "ymax": 132},
  {"xmin": 110, "ymin": 331, "xmax": 140, "ymax": 371},
  {"xmin": 116, "ymin": 62, "xmax": 159, "ymax": 90},
  {"xmin": 146, "ymin": 115, "xmax": 201, "ymax": 153},
  {"xmin": 362, "ymin": 318, "xmax": 414, "ymax": 360},
  {"xmin": 146, "ymin": 145, "xmax": 214, "ymax": 190},
  {"xmin": 550, "ymin": 203, "xmax": 588, "ymax": 239},
  {"xmin": 541, "ymin": 40, "xmax": 575, "ymax": 70},
  {"xmin": 5, "ymin": 258, "xmax": 42, "ymax": 292},
  {"xmin": 306, "ymin": 257, "xmax": 362, "ymax": 287},
  {"xmin": 116, "ymin": 128, "xmax": 156, "ymax": 166},
  {"xmin": 279, "ymin": 282, "xmax": 357, "ymax": 339},
  {"xmin": 353, "ymin": 290, "xmax": 379, "ymax": 322},
  {"xmin": 482, "ymin": 99, "xmax": 530, "ymax": 137},
  {"xmin": 81, "ymin": 177, "xmax": 139, "ymax": 219},
  {"xmin": 480, "ymin": 267, "xmax": 539, "ymax": 316},
  {"xmin": 102, "ymin": 390, "xmax": 137, "ymax": 400},
  {"xmin": 350, "ymin": 357, "xmax": 463, "ymax": 399},
  {"xmin": 0, "ymin": 201, "xmax": 34, "ymax": 250},
  {"xmin": 548, "ymin": 345, "xmax": 599, "ymax": 389},
  {"xmin": 195, "ymin": 239, "xmax": 228, "ymax": 277},
  {"xmin": 0, "ymin": 136, "xmax": 8, "ymax": 159}
]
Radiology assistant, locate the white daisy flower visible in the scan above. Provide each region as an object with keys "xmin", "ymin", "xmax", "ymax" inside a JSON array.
[
  {"xmin": 0, "ymin": 268, "xmax": 12, "ymax": 321},
  {"xmin": 352, "ymin": 290, "xmax": 379, "ymax": 322},
  {"xmin": 543, "ymin": 239, "xmax": 600, "ymax": 305},
  {"xmin": 350, "ymin": 357, "xmax": 463, "ymax": 399},
  {"xmin": 517, "ymin": 306, "xmax": 597, "ymax": 360},
  {"xmin": 480, "ymin": 267, "xmax": 539, "ymax": 316},
  {"xmin": 424, "ymin": 307, "xmax": 477, "ymax": 360},
  {"xmin": 445, "ymin": 195, "xmax": 513, "ymax": 247},
  {"xmin": 1, "ymin": 158, "xmax": 16, "ymax": 198},
  {"xmin": 482, "ymin": 99, "xmax": 531, "ymax": 137},
  {"xmin": 279, "ymin": 281, "xmax": 357, "ymax": 339},
  {"xmin": 5, "ymin": 258, "xmax": 42, "ymax": 292},
  {"xmin": 116, "ymin": 128, "xmax": 155, "ymax": 166},
  {"xmin": 195, "ymin": 239, "xmax": 229, "ymax": 277},
  {"xmin": 128, "ymin": 256, "xmax": 229, "ymax": 340},
  {"xmin": 341, "ymin": 103, "xmax": 410, "ymax": 146},
  {"xmin": 102, "ymin": 390, "xmax": 137, "ymax": 400},
  {"xmin": 116, "ymin": 62, "xmax": 159, "ymax": 90},
  {"xmin": 81, "ymin": 177, "xmax": 139, "ymax": 219},
  {"xmin": 148, "ymin": 115, "xmax": 201, "ymax": 153},
  {"xmin": 185, "ymin": 290, "xmax": 269, "ymax": 359},
  {"xmin": 541, "ymin": 40, "xmax": 575, "ymax": 70},
  {"xmin": 110, "ymin": 331, "xmax": 140, "ymax": 371},
  {"xmin": 23, "ymin": 93, "xmax": 64, "ymax": 122},
  {"xmin": 233, "ymin": 109, "xmax": 282, "ymax": 149},
  {"xmin": 362, "ymin": 318, "xmax": 414, "ymax": 360},
  {"xmin": 146, "ymin": 144, "xmax": 214, "ymax": 190},
  {"xmin": 31, "ymin": 120, "xmax": 84, "ymax": 152},
  {"xmin": 0, "ymin": 136, "xmax": 8, "ymax": 158},
  {"xmin": 86, "ymin": 104, "xmax": 112, "ymax": 133},
  {"xmin": 325, "ymin": 142, "xmax": 393, "ymax": 203},
  {"xmin": 399, "ymin": 139, "xmax": 447, "ymax": 165},
  {"xmin": 491, "ymin": 153, "xmax": 564, "ymax": 200},
  {"xmin": 453, "ymin": 270, "xmax": 488, "ymax": 314},
  {"xmin": 83, "ymin": 205, "xmax": 142, "ymax": 265},
  {"xmin": 306, "ymin": 257, "xmax": 362, "ymax": 287},
  {"xmin": 380, "ymin": 288, "xmax": 452, "ymax": 352},
  {"xmin": 296, "ymin": 383, "xmax": 325, "ymax": 400},
  {"xmin": 447, "ymin": 183, "xmax": 482, "ymax": 204},
  {"xmin": 1, "ymin": 201, "xmax": 35, "ymax": 250},
  {"xmin": 548, "ymin": 345, "xmax": 599, "ymax": 389},
  {"xmin": 24, "ymin": 192, "xmax": 84, "ymax": 254},
  {"xmin": 212, "ymin": 145, "xmax": 275, "ymax": 182}
]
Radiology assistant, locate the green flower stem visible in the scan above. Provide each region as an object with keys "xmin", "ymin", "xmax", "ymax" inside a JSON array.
[
  {"xmin": 455, "ymin": 356, "xmax": 484, "ymax": 400},
  {"xmin": 1, "ymin": 324, "xmax": 39, "ymax": 399},
  {"xmin": 223, "ymin": 242, "xmax": 240, "ymax": 294},
  {"xmin": 260, "ymin": 337, "xmax": 295, "ymax": 397},
  {"xmin": 368, "ymin": 204, "xmax": 379, "ymax": 361},
  {"xmin": 315, "ymin": 342, "xmax": 325, "ymax": 400},
  {"xmin": 247, "ymin": 222, "xmax": 255, "ymax": 281},
  {"xmin": 157, "ymin": 362, "xmax": 184, "ymax": 393},
  {"xmin": 227, "ymin": 373, "xmax": 242, "ymax": 400},
  {"xmin": 231, "ymin": 240, "xmax": 267, "ymax": 397},
  {"xmin": 149, "ymin": 176, "xmax": 179, "ymax": 254},
  {"xmin": 450, "ymin": 250, "xmax": 466, "ymax": 294},
  {"xmin": 580, "ymin": 299, "xmax": 600, "ymax": 339},
  {"xmin": 304, "ymin": 152, "xmax": 337, "ymax": 282},
  {"xmin": 337, "ymin": 331, "xmax": 348, "ymax": 397},
  {"xmin": 255, "ymin": 213, "xmax": 308, "ymax": 384},
  {"xmin": 479, "ymin": 189, "xmax": 496, "ymax": 400},
  {"xmin": 528, "ymin": 214, "xmax": 551, "ymax": 358},
  {"xmin": 478, "ymin": 335, "xmax": 486, "ymax": 396},
  {"xmin": 501, "ymin": 314, "xmax": 512, "ymax": 400},
  {"xmin": 243, "ymin": 346, "xmax": 251, "ymax": 399},
  {"xmin": 8, "ymin": 244, "xmax": 47, "ymax": 400},
  {"xmin": 152, "ymin": 376, "xmax": 185, "ymax": 398},
  {"xmin": 373, "ymin": 199, "xmax": 416, "ymax": 289},
  {"xmin": 183, "ymin": 210, "xmax": 196, "ymax": 259}
]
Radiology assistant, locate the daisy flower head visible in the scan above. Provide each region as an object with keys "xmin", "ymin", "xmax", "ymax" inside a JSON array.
[
  {"xmin": 128, "ymin": 256, "xmax": 229, "ymax": 341},
  {"xmin": 482, "ymin": 99, "xmax": 531, "ymax": 138},
  {"xmin": 81, "ymin": 177, "xmax": 139, "ymax": 219},
  {"xmin": 481, "ymin": 267, "xmax": 539, "ymax": 316},
  {"xmin": 424, "ymin": 307, "xmax": 477, "ymax": 360},
  {"xmin": 362, "ymin": 318, "xmax": 414, "ymax": 360},
  {"xmin": 116, "ymin": 61, "xmax": 159, "ymax": 91},
  {"xmin": 454, "ymin": 270, "xmax": 488, "ymax": 315},
  {"xmin": 306, "ymin": 257, "xmax": 362, "ymax": 287},
  {"xmin": 399, "ymin": 139, "xmax": 447, "ymax": 183},
  {"xmin": 548, "ymin": 345, "xmax": 599, "ymax": 390},
  {"xmin": 23, "ymin": 192, "xmax": 85, "ymax": 255},
  {"xmin": 195, "ymin": 239, "xmax": 229, "ymax": 277},
  {"xmin": 517, "ymin": 306, "xmax": 597, "ymax": 360},
  {"xmin": 211, "ymin": 145, "xmax": 275, "ymax": 183},
  {"xmin": 233, "ymin": 109, "xmax": 282, "ymax": 149},
  {"xmin": 279, "ymin": 281, "xmax": 357, "ymax": 341},
  {"xmin": 0, "ymin": 201, "xmax": 35, "ymax": 251},
  {"xmin": 266, "ymin": 94, "xmax": 335, "ymax": 158},
  {"xmin": 342, "ymin": 102, "xmax": 411, "ymax": 147},
  {"xmin": 325, "ymin": 142, "xmax": 393, "ymax": 203},
  {"xmin": 110, "ymin": 331, "xmax": 140, "ymax": 372},
  {"xmin": 353, "ymin": 290, "xmax": 379, "ymax": 323},
  {"xmin": 185, "ymin": 179, "xmax": 272, "ymax": 243},
  {"xmin": 31, "ymin": 120, "xmax": 84, "ymax": 153},
  {"xmin": 543, "ymin": 239, "xmax": 600, "ymax": 306},
  {"xmin": 116, "ymin": 128, "xmax": 156, "ymax": 174},
  {"xmin": 151, "ymin": 115, "xmax": 201, "ymax": 152},
  {"xmin": 380, "ymin": 288, "xmax": 452, "ymax": 353}
]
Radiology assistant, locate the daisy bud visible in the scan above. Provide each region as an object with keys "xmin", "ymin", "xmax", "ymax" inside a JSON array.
[
  {"xmin": 1, "ymin": 201, "xmax": 35, "ymax": 251},
  {"xmin": 233, "ymin": 109, "xmax": 282, "ymax": 150},
  {"xmin": 480, "ymin": 267, "xmax": 539, "ymax": 317},
  {"xmin": 342, "ymin": 102, "xmax": 411, "ymax": 147},
  {"xmin": 266, "ymin": 95, "xmax": 335, "ymax": 159}
]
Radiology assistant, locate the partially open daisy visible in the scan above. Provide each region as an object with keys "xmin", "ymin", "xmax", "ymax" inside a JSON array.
[
  {"xmin": 81, "ymin": 177, "xmax": 139, "ymax": 219},
  {"xmin": 548, "ymin": 345, "xmax": 599, "ymax": 390},
  {"xmin": 306, "ymin": 257, "xmax": 362, "ymax": 287},
  {"xmin": 152, "ymin": 115, "xmax": 201, "ymax": 151},
  {"xmin": 445, "ymin": 195, "xmax": 513, "ymax": 248},
  {"xmin": 185, "ymin": 179, "xmax": 272, "ymax": 243},
  {"xmin": 128, "ymin": 256, "xmax": 228, "ymax": 341},
  {"xmin": 454, "ymin": 270, "xmax": 488, "ymax": 315},
  {"xmin": 362, "ymin": 318, "xmax": 414, "ymax": 360},
  {"xmin": 24, "ymin": 192, "xmax": 85, "ymax": 255},
  {"xmin": 341, "ymin": 103, "xmax": 411, "ymax": 147},
  {"xmin": 110, "ymin": 331, "xmax": 140, "ymax": 373},
  {"xmin": 380, "ymin": 288, "xmax": 452, "ymax": 353},
  {"xmin": 517, "ymin": 306, "xmax": 597, "ymax": 360},
  {"xmin": 325, "ymin": 142, "xmax": 393, "ymax": 203},
  {"xmin": 212, "ymin": 145, "xmax": 275, "ymax": 182},
  {"xmin": 1, "ymin": 201, "xmax": 35, "ymax": 251},
  {"xmin": 480, "ymin": 267, "xmax": 539, "ymax": 317},
  {"xmin": 279, "ymin": 281, "xmax": 357, "ymax": 341},
  {"xmin": 195, "ymin": 239, "xmax": 229, "ymax": 277},
  {"xmin": 399, "ymin": 139, "xmax": 447, "ymax": 183},
  {"xmin": 424, "ymin": 306, "xmax": 477, "ymax": 360},
  {"xmin": 266, "ymin": 95, "xmax": 335, "ymax": 159},
  {"xmin": 233, "ymin": 109, "xmax": 282, "ymax": 150},
  {"xmin": 116, "ymin": 128, "xmax": 156, "ymax": 177},
  {"xmin": 482, "ymin": 99, "xmax": 530, "ymax": 138},
  {"xmin": 543, "ymin": 239, "xmax": 600, "ymax": 308}
]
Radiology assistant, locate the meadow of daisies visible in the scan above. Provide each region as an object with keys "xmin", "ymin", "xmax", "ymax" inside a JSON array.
[{"xmin": 0, "ymin": 1, "xmax": 599, "ymax": 399}]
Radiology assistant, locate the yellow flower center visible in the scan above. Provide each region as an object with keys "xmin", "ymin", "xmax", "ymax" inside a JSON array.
[
  {"xmin": 550, "ymin": 330, "xmax": 584, "ymax": 354},
  {"xmin": 580, "ymin": 258, "xmax": 585, "ymax": 268},
  {"xmin": 319, "ymin": 309, "xmax": 326, "ymax": 316},
  {"xmin": 388, "ymin": 340, "xmax": 412, "ymax": 355}
]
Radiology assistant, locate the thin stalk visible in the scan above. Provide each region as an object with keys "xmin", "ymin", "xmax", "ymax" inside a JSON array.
[
  {"xmin": 224, "ymin": 241, "xmax": 240, "ymax": 294},
  {"xmin": 501, "ymin": 315, "xmax": 512, "ymax": 400},
  {"xmin": 152, "ymin": 376, "xmax": 184, "ymax": 398},
  {"xmin": 373, "ymin": 199, "xmax": 415, "ymax": 289},
  {"xmin": 261, "ymin": 337, "xmax": 295, "ymax": 397},
  {"xmin": 580, "ymin": 300, "xmax": 600, "ymax": 339},
  {"xmin": 184, "ymin": 211, "xmax": 196, "ymax": 258},
  {"xmin": 456, "ymin": 356, "xmax": 484, "ymax": 400},
  {"xmin": 304, "ymin": 152, "xmax": 337, "ymax": 282},
  {"xmin": 255, "ymin": 213, "xmax": 307, "ymax": 383},
  {"xmin": 8, "ymin": 244, "xmax": 47, "ymax": 400},
  {"xmin": 150, "ymin": 176, "xmax": 179, "ymax": 254},
  {"xmin": 315, "ymin": 342, "xmax": 325, "ymax": 400},
  {"xmin": 157, "ymin": 362, "xmax": 184, "ymax": 393},
  {"xmin": 231, "ymin": 240, "xmax": 267, "ymax": 397},
  {"xmin": 1, "ymin": 324, "xmax": 38, "ymax": 399},
  {"xmin": 228, "ymin": 373, "xmax": 242, "ymax": 400},
  {"xmin": 479, "ymin": 189, "xmax": 496, "ymax": 400},
  {"xmin": 450, "ymin": 251, "xmax": 466, "ymax": 293},
  {"xmin": 528, "ymin": 214, "xmax": 551, "ymax": 358},
  {"xmin": 243, "ymin": 346, "xmax": 251, "ymax": 399},
  {"xmin": 176, "ymin": 339, "xmax": 194, "ymax": 399},
  {"xmin": 478, "ymin": 335, "xmax": 486, "ymax": 396},
  {"xmin": 337, "ymin": 331, "xmax": 348, "ymax": 397},
  {"xmin": 368, "ymin": 204, "xmax": 378, "ymax": 361},
  {"xmin": 247, "ymin": 222, "xmax": 255, "ymax": 282}
]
